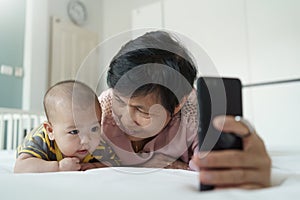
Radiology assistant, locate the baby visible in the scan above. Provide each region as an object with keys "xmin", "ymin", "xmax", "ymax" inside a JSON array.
[{"xmin": 14, "ymin": 80, "xmax": 120, "ymax": 173}]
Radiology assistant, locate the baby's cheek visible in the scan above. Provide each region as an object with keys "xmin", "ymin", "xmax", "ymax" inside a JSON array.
[{"xmin": 91, "ymin": 136, "xmax": 101, "ymax": 148}]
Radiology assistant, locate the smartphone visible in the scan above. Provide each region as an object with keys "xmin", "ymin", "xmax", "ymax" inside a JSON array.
[{"xmin": 197, "ymin": 77, "xmax": 243, "ymax": 191}]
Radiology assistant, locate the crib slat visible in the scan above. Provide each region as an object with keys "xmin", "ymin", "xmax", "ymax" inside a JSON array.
[
  {"xmin": 13, "ymin": 114, "xmax": 20, "ymax": 149},
  {"xmin": 6, "ymin": 114, "xmax": 13, "ymax": 150},
  {"xmin": 0, "ymin": 115, "xmax": 4, "ymax": 150},
  {"xmin": 23, "ymin": 114, "xmax": 31, "ymax": 138},
  {"xmin": 0, "ymin": 108, "xmax": 45, "ymax": 150},
  {"xmin": 18, "ymin": 115, "xmax": 24, "ymax": 147}
]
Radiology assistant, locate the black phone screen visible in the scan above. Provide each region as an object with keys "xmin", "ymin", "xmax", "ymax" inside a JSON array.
[{"xmin": 197, "ymin": 77, "xmax": 243, "ymax": 191}]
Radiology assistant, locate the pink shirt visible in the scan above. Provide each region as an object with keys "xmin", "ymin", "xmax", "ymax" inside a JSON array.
[{"xmin": 99, "ymin": 89, "xmax": 199, "ymax": 168}]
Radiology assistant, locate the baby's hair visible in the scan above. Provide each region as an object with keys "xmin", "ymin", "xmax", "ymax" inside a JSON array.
[{"xmin": 43, "ymin": 80, "xmax": 99, "ymax": 123}]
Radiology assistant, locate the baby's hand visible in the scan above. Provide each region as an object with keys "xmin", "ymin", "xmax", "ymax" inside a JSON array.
[{"xmin": 58, "ymin": 157, "xmax": 81, "ymax": 171}]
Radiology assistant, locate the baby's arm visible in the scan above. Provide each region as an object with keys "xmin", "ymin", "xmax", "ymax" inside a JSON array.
[{"xmin": 14, "ymin": 153, "xmax": 81, "ymax": 173}]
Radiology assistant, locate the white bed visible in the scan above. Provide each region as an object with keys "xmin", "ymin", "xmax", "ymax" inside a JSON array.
[{"xmin": 1, "ymin": 147, "xmax": 300, "ymax": 200}]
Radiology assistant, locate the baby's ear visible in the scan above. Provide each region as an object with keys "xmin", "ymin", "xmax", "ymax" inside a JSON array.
[{"xmin": 43, "ymin": 122, "xmax": 55, "ymax": 140}]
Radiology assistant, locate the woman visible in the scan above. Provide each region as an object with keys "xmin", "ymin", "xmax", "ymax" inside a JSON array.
[{"xmin": 99, "ymin": 30, "xmax": 271, "ymax": 189}]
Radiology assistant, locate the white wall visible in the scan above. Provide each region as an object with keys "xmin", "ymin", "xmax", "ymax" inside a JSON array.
[
  {"xmin": 23, "ymin": 0, "xmax": 102, "ymax": 112},
  {"xmin": 247, "ymin": 0, "xmax": 300, "ymax": 83},
  {"xmin": 100, "ymin": 0, "xmax": 163, "ymax": 40},
  {"xmin": 164, "ymin": 0, "xmax": 251, "ymax": 83},
  {"xmin": 245, "ymin": 0, "xmax": 300, "ymax": 148},
  {"xmin": 22, "ymin": 0, "xmax": 49, "ymax": 113}
]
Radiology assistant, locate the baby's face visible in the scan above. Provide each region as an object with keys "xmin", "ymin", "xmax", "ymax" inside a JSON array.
[{"xmin": 50, "ymin": 103, "xmax": 102, "ymax": 161}]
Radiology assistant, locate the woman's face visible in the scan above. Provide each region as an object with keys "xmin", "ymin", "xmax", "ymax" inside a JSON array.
[{"xmin": 112, "ymin": 90, "xmax": 172, "ymax": 141}]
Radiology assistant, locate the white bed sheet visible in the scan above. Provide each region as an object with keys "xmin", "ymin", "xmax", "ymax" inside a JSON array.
[{"xmin": 1, "ymin": 148, "xmax": 300, "ymax": 200}]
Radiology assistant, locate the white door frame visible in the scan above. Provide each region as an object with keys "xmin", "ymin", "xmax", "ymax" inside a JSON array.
[{"xmin": 22, "ymin": 0, "xmax": 49, "ymax": 113}]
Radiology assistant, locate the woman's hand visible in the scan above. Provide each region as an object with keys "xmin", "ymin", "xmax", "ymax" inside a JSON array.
[
  {"xmin": 192, "ymin": 115, "xmax": 271, "ymax": 189},
  {"xmin": 164, "ymin": 160, "xmax": 189, "ymax": 170},
  {"xmin": 139, "ymin": 154, "xmax": 189, "ymax": 170},
  {"xmin": 80, "ymin": 162, "xmax": 108, "ymax": 171}
]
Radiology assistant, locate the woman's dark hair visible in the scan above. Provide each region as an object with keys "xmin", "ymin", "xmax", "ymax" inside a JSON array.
[{"xmin": 107, "ymin": 31, "xmax": 197, "ymax": 115}]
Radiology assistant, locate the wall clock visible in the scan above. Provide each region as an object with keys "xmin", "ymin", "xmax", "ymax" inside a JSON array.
[{"xmin": 67, "ymin": 0, "xmax": 87, "ymax": 26}]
